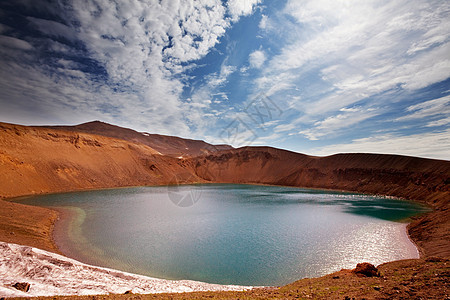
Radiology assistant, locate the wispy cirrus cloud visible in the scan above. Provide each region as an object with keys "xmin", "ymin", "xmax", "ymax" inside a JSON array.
[
  {"xmin": 0, "ymin": 35, "xmax": 33, "ymax": 50},
  {"xmin": 299, "ymin": 107, "xmax": 378, "ymax": 141},
  {"xmin": 241, "ymin": 0, "xmax": 450, "ymax": 159},
  {"xmin": 255, "ymin": 0, "xmax": 450, "ymax": 117},
  {"xmin": 310, "ymin": 129, "xmax": 450, "ymax": 160},
  {"xmin": 395, "ymin": 95, "xmax": 450, "ymax": 125}
]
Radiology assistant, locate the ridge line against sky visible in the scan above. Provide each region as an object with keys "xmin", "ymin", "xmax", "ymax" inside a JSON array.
[{"xmin": 0, "ymin": 0, "xmax": 449, "ymax": 160}]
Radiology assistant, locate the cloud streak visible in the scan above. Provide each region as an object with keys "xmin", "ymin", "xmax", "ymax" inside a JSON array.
[
  {"xmin": 396, "ymin": 95, "xmax": 450, "ymax": 124},
  {"xmin": 310, "ymin": 129, "xmax": 450, "ymax": 160},
  {"xmin": 256, "ymin": 0, "xmax": 450, "ymax": 115}
]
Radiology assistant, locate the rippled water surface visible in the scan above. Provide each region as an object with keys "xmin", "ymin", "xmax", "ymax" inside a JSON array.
[{"xmin": 20, "ymin": 184, "xmax": 428, "ymax": 285}]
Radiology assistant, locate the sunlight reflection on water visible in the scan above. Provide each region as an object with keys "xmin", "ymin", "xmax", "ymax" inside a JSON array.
[{"xmin": 19, "ymin": 184, "xmax": 426, "ymax": 286}]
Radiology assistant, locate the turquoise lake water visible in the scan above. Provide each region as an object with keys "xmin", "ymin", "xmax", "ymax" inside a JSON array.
[{"xmin": 19, "ymin": 184, "xmax": 428, "ymax": 286}]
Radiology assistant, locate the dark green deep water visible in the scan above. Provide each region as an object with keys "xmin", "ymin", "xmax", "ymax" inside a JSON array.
[{"xmin": 19, "ymin": 184, "xmax": 428, "ymax": 286}]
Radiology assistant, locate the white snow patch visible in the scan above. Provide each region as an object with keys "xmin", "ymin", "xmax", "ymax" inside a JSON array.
[{"xmin": 0, "ymin": 242, "xmax": 254, "ymax": 297}]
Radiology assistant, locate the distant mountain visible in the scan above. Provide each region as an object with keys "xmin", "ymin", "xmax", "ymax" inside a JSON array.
[{"xmin": 45, "ymin": 121, "xmax": 233, "ymax": 157}]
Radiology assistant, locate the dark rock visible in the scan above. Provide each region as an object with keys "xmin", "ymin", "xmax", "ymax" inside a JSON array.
[
  {"xmin": 124, "ymin": 290, "xmax": 132, "ymax": 294},
  {"xmin": 12, "ymin": 282, "xmax": 30, "ymax": 292},
  {"xmin": 332, "ymin": 275, "xmax": 340, "ymax": 279},
  {"xmin": 352, "ymin": 263, "xmax": 380, "ymax": 277},
  {"xmin": 425, "ymin": 257, "xmax": 443, "ymax": 262}
]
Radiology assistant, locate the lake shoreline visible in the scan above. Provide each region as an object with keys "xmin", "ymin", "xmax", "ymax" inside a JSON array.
[
  {"xmin": 5, "ymin": 182, "xmax": 431, "ymax": 255},
  {"xmin": 19, "ymin": 185, "xmax": 425, "ymax": 286},
  {"xmin": 1, "ymin": 182, "xmax": 446, "ymax": 298},
  {"xmin": 0, "ymin": 241, "xmax": 256, "ymax": 297}
]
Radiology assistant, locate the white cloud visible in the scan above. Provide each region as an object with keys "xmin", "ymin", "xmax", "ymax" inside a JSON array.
[
  {"xmin": 426, "ymin": 117, "xmax": 450, "ymax": 127},
  {"xmin": 208, "ymin": 64, "xmax": 237, "ymax": 87},
  {"xmin": 299, "ymin": 108, "xmax": 378, "ymax": 140},
  {"xmin": 27, "ymin": 17, "xmax": 77, "ymax": 42},
  {"xmin": 396, "ymin": 95, "xmax": 450, "ymax": 122},
  {"xmin": 67, "ymin": 0, "xmax": 259, "ymax": 135},
  {"xmin": 0, "ymin": 35, "xmax": 33, "ymax": 50},
  {"xmin": 308, "ymin": 129, "xmax": 450, "ymax": 160},
  {"xmin": 184, "ymin": 62, "xmax": 237, "ymax": 137},
  {"xmin": 259, "ymin": 14, "xmax": 268, "ymax": 29},
  {"xmin": 0, "ymin": 61, "xmax": 111, "ymax": 125},
  {"xmin": 256, "ymin": 0, "xmax": 450, "ymax": 116},
  {"xmin": 249, "ymin": 50, "xmax": 266, "ymax": 69},
  {"xmin": 240, "ymin": 0, "xmax": 450, "ymax": 151},
  {"xmin": 0, "ymin": 1, "xmax": 261, "ymax": 136},
  {"xmin": 227, "ymin": 0, "xmax": 261, "ymax": 21},
  {"xmin": 274, "ymin": 123, "xmax": 296, "ymax": 133}
]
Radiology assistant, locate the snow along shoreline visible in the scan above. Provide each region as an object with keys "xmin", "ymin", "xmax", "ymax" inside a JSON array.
[{"xmin": 0, "ymin": 241, "xmax": 255, "ymax": 297}]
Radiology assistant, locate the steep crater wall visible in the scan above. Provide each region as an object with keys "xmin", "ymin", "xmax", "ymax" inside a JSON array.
[
  {"xmin": 1, "ymin": 123, "xmax": 448, "ymax": 258},
  {"xmin": 191, "ymin": 147, "xmax": 450, "ymax": 257}
]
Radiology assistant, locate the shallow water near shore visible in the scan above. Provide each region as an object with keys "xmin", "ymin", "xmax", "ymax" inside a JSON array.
[{"xmin": 20, "ymin": 184, "xmax": 428, "ymax": 286}]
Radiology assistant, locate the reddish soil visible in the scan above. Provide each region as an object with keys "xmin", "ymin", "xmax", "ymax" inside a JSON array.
[
  {"xmin": 0, "ymin": 122, "xmax": 205, "ymax": 198},
  {"xmin": 13, "ymin": 259, "xmax": 449, "ymax": 299},
  {"xmin": 45, "ymin": 121, "xmax": 233, "ymax": 158},
  {"xmin": 0, "ymin": 199, "xmax": 59, "ymax": 254},
  {"xmin": 1, "ymin": 121, "xmax": 449, "ymax": 299}
]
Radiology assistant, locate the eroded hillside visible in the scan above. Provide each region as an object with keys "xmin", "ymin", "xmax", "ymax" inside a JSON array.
[{"xmin": 1, "ymin": 121, "xmax": 449, "ymax": 257}]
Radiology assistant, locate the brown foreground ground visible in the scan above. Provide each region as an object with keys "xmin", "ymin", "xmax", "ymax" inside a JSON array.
[
  {"xmin": 1, "ymin": 121, "xmax": 449, "ymax": 299},
  {"xmin": 0, "ymin": 199, "xmax": 59, "ymax": 254},
  {"xmin": 8, "ymin": 258, "xmax": 449, "ymax": 299}
]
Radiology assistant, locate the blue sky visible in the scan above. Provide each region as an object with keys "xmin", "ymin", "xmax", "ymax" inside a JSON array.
[{"xmin": 0, "ymin": 0, "xmax": 449, "ymax": 160}]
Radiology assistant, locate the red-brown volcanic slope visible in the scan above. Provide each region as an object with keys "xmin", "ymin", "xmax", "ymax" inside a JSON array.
[
  {"xmin": 1, "ymin": 121, "xmax": 449, "ymax": 258},
  {"xmin": 0, "ymin": 122, "xmax": 207, "ymax": 198},
  {"xmin": 193, "ymin": 147, "xmax": 450, "ymax": 257},
  {"xmin": 46, "ymin": 121, "xmax": 233, "ymax": 158},
  {"xmin": 0, "ymin": 121, "xmax": 449, "ymax": 299}
]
